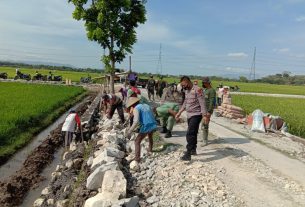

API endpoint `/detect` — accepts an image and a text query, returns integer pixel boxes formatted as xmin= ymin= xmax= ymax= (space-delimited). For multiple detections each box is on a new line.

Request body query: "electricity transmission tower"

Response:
xmin=249 ymin=47 xmax=256 ymax=80
xmin=156 ymin=43 xmax=163 ymax=75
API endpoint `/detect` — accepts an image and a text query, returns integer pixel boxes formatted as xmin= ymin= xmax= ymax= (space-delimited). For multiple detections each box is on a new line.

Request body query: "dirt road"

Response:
xmin=162 ymin=115 xmax=305 ymax=207
xmin=127 ymin=88 xmax=305 ymax=206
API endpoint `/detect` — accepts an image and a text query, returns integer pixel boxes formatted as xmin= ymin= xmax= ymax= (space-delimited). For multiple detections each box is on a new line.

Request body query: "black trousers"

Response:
xmin=109 ymin=101 xmax=125 ymax=123
xmin=186 ymin=115 xmax=202 ymax=152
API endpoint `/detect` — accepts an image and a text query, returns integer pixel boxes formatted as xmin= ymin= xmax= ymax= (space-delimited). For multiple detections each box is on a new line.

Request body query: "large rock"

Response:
xmin=41 ymin=187 xmax=50 ymax=196
xmin=86 ymin=161 xmax=119 ymax=190
xmin=94 ymin=150 xmax=103 ymax=158
xmin=126 ymin=142 xmax=135 ymax=153
xmin=91 ymin=151 xmax=117 ymax=170
xmin=56 ymin=199 xmax=69 ymax=207
xmin=33 ymin=198 xmax=45 ymax=207
xmin=65 ymin=159 xmax=73 ymax=169
xmin=97 ymin=139 xmax=107 ymax=147
xmin=101 ymin=170 xmax=126 ymax=198
xmin=101 ymin=119 xmax=114 ymax=131
xmin=84 ymin=192 xmax=118 ymax=207
xmin=130 ymin=161 xmax=140 ymax=172
xmin=104 ymin=147 xmax=125 ymax=159
xmin=115 ymin=196 xmax=139 ymax=207
xmin=87 ymin=156 xmax=93 ymax=167
xmin=69 ymin=141 xmax=77 ymax=151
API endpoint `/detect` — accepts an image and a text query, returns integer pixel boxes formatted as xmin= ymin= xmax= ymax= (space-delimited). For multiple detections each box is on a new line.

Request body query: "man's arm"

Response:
xmin=176 ymin=100 xmax=185 ymax=119
xmin=127 ymin=108 xmax=139 ymax=134
xmin=75 ymin=114 xmax=81 ymax=129
xmin=197 ymin=88 xmax=207 ymax=116
xmin=208 ymin=90 xmax=216 ymax=114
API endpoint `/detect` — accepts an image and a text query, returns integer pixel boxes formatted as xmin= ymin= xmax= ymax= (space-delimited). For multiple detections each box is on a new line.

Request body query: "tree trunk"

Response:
xmin=109 ymin=35 xmax=115 ymax=94
xmin=110 ymin=59 xmax=115 ymax=94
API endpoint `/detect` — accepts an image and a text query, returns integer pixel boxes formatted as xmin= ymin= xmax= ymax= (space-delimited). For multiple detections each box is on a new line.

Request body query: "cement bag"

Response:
xmin=251 ymin=109 xmax=265 ymax=133
xmin=231 ymin=105 xmax=243 ymax=112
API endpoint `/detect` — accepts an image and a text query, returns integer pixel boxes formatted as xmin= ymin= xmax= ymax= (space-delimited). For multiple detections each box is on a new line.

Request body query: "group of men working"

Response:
xmin=61 ymin=75 xmax=216 ymax=163
xmin=101 ymin=75 xmax=216 ymax=162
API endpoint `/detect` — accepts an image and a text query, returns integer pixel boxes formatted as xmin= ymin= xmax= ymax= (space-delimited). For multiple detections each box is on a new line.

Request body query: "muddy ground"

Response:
xmin=0 ymin=93 xmax=96 ymax=207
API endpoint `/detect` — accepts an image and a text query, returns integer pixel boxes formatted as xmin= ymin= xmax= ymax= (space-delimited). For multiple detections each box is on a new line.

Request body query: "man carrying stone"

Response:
xmin=125 ymin=97 xmax=157 ymax=163
xmin=201 ymin=77 xmax=216 ymax=146
xmin=147 ymin=75 xmax=156 ymax=101
xmin=101 ymin=94 xmax=125 ymax=124
xmin=156 ymin=102 xmax=179 ymax=138
xmin=175 ymin=76 xmax=207 ymax=161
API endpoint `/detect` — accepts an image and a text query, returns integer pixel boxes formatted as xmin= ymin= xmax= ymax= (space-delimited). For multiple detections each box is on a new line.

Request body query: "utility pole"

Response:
xmin=249 ymin=47 xmax=256 ymax=80
xmin=157 ymin=43 xmax=162 ymax=75
xmin=129 ymin=56 xmax=132 ymax=72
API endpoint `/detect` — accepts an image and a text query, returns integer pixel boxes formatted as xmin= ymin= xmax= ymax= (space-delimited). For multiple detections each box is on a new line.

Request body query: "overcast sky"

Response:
xmin=1 ymin=0 xmax=305 ymax=78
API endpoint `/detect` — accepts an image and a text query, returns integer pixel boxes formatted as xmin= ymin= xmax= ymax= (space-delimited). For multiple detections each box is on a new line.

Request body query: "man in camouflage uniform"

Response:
xmin=156 ymin=102 xmax=179 ymax=138
xmin=157 ymin=76 xmax=167 ymax=99
xmin=147 ymin=75 xmax=156 ymax=101
xmin=175 ymin=76 xmax=207 ymax=161
xmin=201 ymin=77 xmax=216 ymax=146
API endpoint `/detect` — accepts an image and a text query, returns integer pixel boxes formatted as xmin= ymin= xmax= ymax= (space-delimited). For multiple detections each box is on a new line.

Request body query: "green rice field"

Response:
xmin=0 ymin=66 xmax=102 ymax=82
xmin=0 ymin=82 xmax=85 ymax=160
xmin=159 ymin=76 xmax=305 ymax=96
xmin=232 ymin=94 xmax=305 ymax=138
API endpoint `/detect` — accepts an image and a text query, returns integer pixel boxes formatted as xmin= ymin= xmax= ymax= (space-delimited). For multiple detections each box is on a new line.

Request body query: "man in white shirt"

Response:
xmin=61 ymin=110 xmax=81 ymax=147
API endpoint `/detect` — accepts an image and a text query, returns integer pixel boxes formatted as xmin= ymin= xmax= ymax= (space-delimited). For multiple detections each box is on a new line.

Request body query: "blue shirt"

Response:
xmin=135 ymin=103 xmax=157 ymax=133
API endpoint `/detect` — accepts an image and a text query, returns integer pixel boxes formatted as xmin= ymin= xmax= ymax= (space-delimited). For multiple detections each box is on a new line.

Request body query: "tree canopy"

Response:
xmin=68 ymin=0 xmax=147 ymax=92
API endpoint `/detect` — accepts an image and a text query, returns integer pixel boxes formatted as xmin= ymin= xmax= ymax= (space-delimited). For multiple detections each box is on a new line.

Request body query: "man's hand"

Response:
xmin=202 ymin=113 xmax=211 ymax=125
xmin=175 ymin=111 xmax=181 ymax=121
xmin=125 ymin=130 xmax=131 ymax=140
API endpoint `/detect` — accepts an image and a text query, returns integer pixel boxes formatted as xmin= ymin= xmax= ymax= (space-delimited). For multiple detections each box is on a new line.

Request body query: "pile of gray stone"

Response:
xmin=84 ymin=115 xmax=139 ymax=207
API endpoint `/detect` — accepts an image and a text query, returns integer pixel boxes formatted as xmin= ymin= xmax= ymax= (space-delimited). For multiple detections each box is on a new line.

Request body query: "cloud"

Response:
xmin=273 ymin=48 xmax=290 ymax=53
xmin=227 ymin=52 xmax=248 ymax=58
xmin=295 ymin=16 xmax=305 ymax=22
xmin=285 ymin=0 xmax=305 ymax=3
xmin=137 ymin=22 xmax=173 ymax=43
xmin=225 ymin=67 xmax=249 ymax=72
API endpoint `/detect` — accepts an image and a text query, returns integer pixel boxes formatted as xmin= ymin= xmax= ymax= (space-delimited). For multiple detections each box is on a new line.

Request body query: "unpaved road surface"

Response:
xmin=160 ymin=115 xmax=305 ymax=207
xmin=133 ymin=88 xmax=305 ymax=207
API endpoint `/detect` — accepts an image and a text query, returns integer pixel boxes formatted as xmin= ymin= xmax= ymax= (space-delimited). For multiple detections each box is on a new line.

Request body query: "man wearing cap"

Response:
xmin=61 ymin=110 xmax=81 ymax=147
xmin=125 ymin=97 xmax=157 ymax=162
xmin=156 ymin=102 xmax=179 ymax=138
xmin=201 ymin=77 xmax=216 ymax=146
xmin=101 ymin=93 xmax=125 ymax=123
xmin=175 ymin=76 xmax=207 ymax=161
xmin=147 ymin=75 xmax=156 ymax=101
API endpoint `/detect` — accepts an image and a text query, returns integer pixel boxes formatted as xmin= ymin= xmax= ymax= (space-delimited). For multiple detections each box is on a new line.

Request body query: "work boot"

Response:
xmin=190 ymin=149 xmax=197 ymax=155
xmin=160 ymin=126 xmax=167 ymax=134
xmin=164 ymin=130 xmax=172 ymax=138
xmin=201 ymin=129 xmax=208 ymax=147
xmin=201 ymin=139 xmax=208 ymax=147
xmin=180 ymin=151 xmax=191 ymax=161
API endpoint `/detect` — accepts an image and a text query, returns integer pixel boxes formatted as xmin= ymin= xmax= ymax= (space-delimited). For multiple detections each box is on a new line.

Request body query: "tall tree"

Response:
xmin=68 ymin=0 xmax=146 ymax=93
